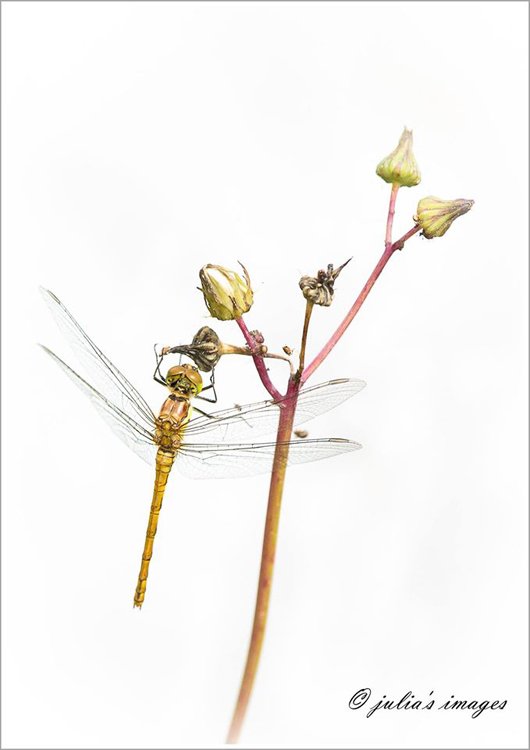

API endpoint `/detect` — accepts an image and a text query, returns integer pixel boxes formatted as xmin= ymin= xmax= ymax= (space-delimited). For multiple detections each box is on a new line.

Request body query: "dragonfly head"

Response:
xmin=165 ymin=364 xmax=203 ymax=397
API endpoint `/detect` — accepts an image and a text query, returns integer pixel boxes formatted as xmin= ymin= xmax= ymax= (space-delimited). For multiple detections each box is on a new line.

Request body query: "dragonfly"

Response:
xmin=39 ymin=289 xmax=366 ymax=608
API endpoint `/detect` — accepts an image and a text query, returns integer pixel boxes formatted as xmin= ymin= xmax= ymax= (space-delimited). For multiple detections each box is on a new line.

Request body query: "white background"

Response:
xmin=2 ymin=2 xmax=528 ymax=748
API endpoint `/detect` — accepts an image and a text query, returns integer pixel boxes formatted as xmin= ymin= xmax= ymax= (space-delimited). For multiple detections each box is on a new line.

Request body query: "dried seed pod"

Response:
xmin=299 ymin=258 xmax=351 ymax=307
xmin=165 ymin=326 xmax=222 ymax=372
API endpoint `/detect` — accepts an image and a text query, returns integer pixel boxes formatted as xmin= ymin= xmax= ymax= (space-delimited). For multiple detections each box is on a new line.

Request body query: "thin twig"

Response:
xmin=297 ymin=300 xmax=314 ymax=378
xmin=221 ymin=343 xmax=292 ymax=365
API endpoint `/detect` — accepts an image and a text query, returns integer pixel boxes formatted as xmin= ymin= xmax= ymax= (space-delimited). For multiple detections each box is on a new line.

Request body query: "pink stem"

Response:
xmin=394 ymin=224 xmax=422 ymax=247
xmin=301 ymin=225 xmax=421 ymax=384
xmin=385 ymin=183 xmax=400 ymax=248
xmin=236 ymin=317 xmax=284 ymax=401
xmin=226 ymin=376 xmax=299 ymax=744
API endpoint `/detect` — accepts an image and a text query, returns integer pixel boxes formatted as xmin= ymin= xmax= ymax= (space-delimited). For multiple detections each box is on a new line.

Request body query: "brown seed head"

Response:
xmin=299 ymin=258 xmax=351 ymax=307
xmin=164 ymin=326 xmax=222 ymax=372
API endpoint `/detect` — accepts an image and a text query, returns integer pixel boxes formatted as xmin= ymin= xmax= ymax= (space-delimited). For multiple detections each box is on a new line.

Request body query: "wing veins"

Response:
xmin=41 ymin=289 xmax=156 ymax=429
xmin=40 ymin=346 xmax=156 ymax=445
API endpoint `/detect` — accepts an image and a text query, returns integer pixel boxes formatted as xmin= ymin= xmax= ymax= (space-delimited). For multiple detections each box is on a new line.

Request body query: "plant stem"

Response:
xmin=227 ymin=296 xmax=314 ymax=743
xmin=385 ymin=183 xmax=400 ymax=248
xmin=394 ymin=224 xmax=422 ymax=247
xmin=236 ymin=317 xmax=283 ymax=401
xmin=301 ymin=225 xmax=421 ymax=384
xmin=226 ymin=377 xmax=299 ymax=744
xmin=297 ymin=300 xmax=314 ymax=377
xmin=221 ymin=343 xmax=292 ymax=365
xmin=227 ymin=223 xmax=420 ymax=742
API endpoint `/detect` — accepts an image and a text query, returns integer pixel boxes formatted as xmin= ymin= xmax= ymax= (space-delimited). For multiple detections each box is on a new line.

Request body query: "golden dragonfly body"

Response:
xmin=40 ymin=289 xmax=366 ymax=608
xmin=137 ymin=366 xmax=201 ymax=607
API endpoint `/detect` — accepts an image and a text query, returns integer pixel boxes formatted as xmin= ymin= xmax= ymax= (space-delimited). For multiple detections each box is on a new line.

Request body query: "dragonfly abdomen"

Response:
xmin=133 ymin=448 xmax=176 ymax=608
xmin=135 ymin=397 xmax=191 ymax=606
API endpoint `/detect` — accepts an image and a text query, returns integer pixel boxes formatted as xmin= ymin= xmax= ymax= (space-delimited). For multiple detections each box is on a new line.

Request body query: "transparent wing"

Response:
xmin=40 ymin=288 xmax=157 ymax=433
xmin=175 ymin=437 xmax=362 ymax=479
xmin=185 ymin=378 xmax=366 ymax=443
xmin=40 ymin=345 xmax=158 ymax=466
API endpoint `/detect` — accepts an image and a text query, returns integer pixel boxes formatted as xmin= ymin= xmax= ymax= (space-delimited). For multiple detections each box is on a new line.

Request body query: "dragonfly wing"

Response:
xmin=40 ymin=288 xmax=157 ymax=433
xmin=175 ymin=437 xmax=362 ymax=480
xmin=40 ymin=346 xmax=158 ymax=466
xmin=185 ymin=378 xmax=366 ymax=443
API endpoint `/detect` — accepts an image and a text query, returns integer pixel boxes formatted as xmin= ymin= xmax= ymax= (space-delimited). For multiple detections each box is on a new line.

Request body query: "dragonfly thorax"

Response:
xmin=165 ymin=364 xmax=203 ymax=397
xmin=154 ymin=395 xmax=191 ymax=451
xmin=156 ymin=417 xmax=182 ymax=450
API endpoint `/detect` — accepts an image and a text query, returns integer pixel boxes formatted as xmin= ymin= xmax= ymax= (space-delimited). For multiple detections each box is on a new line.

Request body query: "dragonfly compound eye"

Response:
xmin=166 ymin=364 xmax=203 ymax=396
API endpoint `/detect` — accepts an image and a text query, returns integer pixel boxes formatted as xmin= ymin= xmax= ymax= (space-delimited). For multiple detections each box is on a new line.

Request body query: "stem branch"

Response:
xmin=221 ymin=343 xmax=292 ymax=365
xmin=236 ymin=317 xmax=283 ymax=401
xmin=301 ymin=225 xmax=420 ymax=384
xmin=297 ymin=300 xmax=314 ymax=378
xmin=385 ymin=183 xmax=400 ymax=248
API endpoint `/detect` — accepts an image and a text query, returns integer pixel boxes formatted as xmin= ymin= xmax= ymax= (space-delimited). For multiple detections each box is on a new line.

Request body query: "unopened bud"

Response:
xmin=414 ymin=196 xmax=474 ymax=239
xmin=376 ymin=128 xmax=421 ymax=187
xmin=199 ymin=263 xmax=253 ymax=321
xmin=299 ymin=258 xmax=351 ymax=307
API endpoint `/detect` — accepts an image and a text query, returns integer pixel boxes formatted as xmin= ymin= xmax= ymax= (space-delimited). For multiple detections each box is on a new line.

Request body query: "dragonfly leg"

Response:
xmin=153 ymin=344 xmax=167 ymax=387
xmin=196 ymin=370 xmax=218 ymax=403
xmin=190 ymin=405 xmax=216 ymax=419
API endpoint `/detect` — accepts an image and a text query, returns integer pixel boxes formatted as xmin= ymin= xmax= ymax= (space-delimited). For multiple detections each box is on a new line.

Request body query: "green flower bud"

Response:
xmin=199 ymin=263 xmax=253 ymax=321
xmin=376 ymin=128 xmax=421 ymax=187
xmin=415 ymin=196 xmax=474 ymax=239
